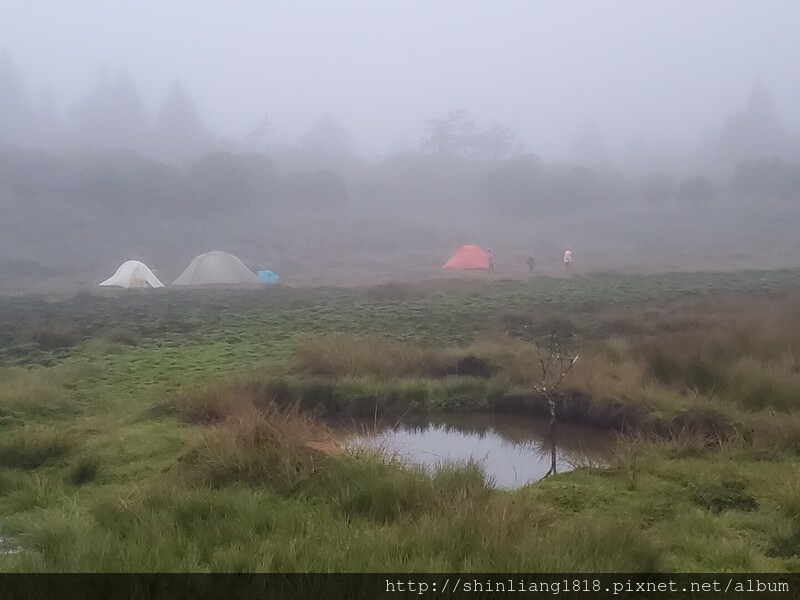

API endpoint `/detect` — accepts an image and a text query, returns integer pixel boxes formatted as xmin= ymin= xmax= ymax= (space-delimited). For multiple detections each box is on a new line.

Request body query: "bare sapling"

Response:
xmin=532 ymin=330 xmax=580 ymax=478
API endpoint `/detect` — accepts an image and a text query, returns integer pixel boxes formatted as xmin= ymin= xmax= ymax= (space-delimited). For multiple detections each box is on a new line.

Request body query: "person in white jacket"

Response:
xmin=563 ymin=249 xmax=573 ymax=270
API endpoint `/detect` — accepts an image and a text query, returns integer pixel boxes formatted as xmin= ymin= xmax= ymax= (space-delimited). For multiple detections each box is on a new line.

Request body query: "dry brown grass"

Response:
xmin=171 ymin=290 xmax=800 ymax=462
xmin=166 ymin=376 xmax=341 ymax=491
xmin=293 ymin=333 xmax=436 ymax=379
xmin=289 ymin=326 xmax=798 ymax=441
xmin=170 ymin=381 xmax=341 ymax=494
xmin=632 ymin=294 xmax=800 ymax=353
xmin=564 ymin=349 xmax=647 ymax=400
xmin=292 ymin=333 xmax=511 ymax=380
xmin=166 ymin=378 xmax=267 ymax=424
xmin=560 ymin=293 xmax=800 ymax=415
xmin=179 ymin=404 xmax=339 ymax=491
xmin=742 ymin=410 xmax=800 ymax=453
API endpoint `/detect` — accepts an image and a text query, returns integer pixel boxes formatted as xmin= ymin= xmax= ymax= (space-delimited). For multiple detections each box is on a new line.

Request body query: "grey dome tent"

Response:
xmin=172 ymin=251 xmax=259 ymax=285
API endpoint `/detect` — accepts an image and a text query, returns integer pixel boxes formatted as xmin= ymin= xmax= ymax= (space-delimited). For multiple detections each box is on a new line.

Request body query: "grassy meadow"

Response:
xmin=0 ymin=269 xmax=799 ymax=572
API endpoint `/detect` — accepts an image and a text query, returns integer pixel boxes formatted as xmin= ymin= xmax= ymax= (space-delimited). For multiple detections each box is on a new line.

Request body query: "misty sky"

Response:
xmin=4 ymin=0 xmax=800 ymax=158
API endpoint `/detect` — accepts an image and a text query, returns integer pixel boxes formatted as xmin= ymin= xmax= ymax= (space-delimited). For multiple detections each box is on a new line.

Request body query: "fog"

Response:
xmin=2 ymin=1 xmax=800 ymax=291
xmin=4 ymin=0 xmax=800 ymax=160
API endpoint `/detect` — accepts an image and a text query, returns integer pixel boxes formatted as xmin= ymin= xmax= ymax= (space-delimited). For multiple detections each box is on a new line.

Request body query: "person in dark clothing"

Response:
xmin=527 ymin=255 xmax=535 ymax=273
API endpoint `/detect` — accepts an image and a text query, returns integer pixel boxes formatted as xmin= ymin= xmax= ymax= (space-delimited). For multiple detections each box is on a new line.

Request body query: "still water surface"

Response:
xmin=338 ymin=413 xmax=614 ymax=489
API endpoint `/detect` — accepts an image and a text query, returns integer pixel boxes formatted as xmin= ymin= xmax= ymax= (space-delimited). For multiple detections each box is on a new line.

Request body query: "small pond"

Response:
xmin=336 ymin=413 xmax=615 ymax=489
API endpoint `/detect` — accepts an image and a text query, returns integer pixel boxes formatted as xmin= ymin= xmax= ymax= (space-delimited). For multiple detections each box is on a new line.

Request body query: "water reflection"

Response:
xmin=337 ymin=413 xmax=613 ymax=489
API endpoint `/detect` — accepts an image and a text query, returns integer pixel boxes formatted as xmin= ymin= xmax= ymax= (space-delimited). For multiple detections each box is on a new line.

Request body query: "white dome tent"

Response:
xmin=99 ymin=260 xmax=164 ymax=288
xmin=172 ymin=251 xmax=259 ymax=285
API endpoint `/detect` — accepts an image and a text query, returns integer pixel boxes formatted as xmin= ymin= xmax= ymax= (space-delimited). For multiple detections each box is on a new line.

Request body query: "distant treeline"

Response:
xmin=2 ymin=51 xmax=800 ymax=174
xmin=1 ymin=148 xmax=798 ymax=221
xmin=0 ymin=150 xmax=348 ymax=214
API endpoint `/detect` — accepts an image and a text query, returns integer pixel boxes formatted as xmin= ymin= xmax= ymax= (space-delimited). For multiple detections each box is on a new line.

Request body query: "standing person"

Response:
xmin=563 ymin=249 xmax=573 ymax=271
xmin=487 ymin=247 xmax=495 ymax=273
xmin=527 ymin=254 xmax=536 ymax=274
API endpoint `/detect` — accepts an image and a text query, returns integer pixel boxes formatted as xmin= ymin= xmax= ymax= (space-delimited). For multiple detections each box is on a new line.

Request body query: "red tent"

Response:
xmin=442 ymin=245 xmax=490 ymax=270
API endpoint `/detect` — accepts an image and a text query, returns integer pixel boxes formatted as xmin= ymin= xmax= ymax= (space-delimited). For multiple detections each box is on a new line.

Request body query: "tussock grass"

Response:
xmin=0 ymin=426 xmax=74 ymax=470
xmin=178 ymin=405 xmax=338 ymax=493
xmin=0 ymin=472 xmax=67 ymax=513
xmin=0 ymin=368 xmax=64 ymax=414
xmin=293 ymin=333 xmax=437 ymax=379
xmin=614 ymin=429 xmax=719 ymax=463
xmin=774 ymin=479 xmax=800 ymax=521
xmin=0 ymin=363 xmax=94 ymax=417
xmin=727 ymin=358 xmax=800 ymax=412
xmin=743 ymin=411 xmax=800 ymax=453
xmin=166 ymin=378 xmax=270 ymax=424
xmin=564 ymin=350 xmax=646 ymax=399
xmin=308 ymin=453 xmax=441 ymax=523
xmin=293 ymin=334 xmax=539 ymax=381
xmin=630 ymin=296 xmax=800 ymax=414
xmin=285 ymin=327 xmax=798 ymax=445
xmin=0 ymin=468 xmax=16 ymax=495
xmin=68 ymin=454 xmax=99 ymax=486
xmin=6 ymin=484 xmax=284 ymax=571
xmin=531 ymin=518 xmax=663 ymax=572
xmin=169 ymin=309 xmax=800 ymax=457
xmin=3 ymin=475 xmax=666 ymax=572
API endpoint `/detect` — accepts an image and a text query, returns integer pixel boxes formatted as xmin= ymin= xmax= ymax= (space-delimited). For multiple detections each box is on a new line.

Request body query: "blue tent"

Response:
xmin=257 ymin=270 xmax=280 ymax=283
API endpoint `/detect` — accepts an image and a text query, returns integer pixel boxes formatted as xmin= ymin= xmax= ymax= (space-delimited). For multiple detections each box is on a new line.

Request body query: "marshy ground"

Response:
xmin=0 ymin=269 xmax=799 ymax=572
